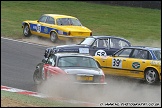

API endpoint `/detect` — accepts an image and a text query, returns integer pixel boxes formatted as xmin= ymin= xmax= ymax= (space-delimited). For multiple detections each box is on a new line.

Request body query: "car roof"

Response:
xmin=89 ymin=35 xmax=130 ymax=41
xmin=43 ymin=14 xmax=76 ymax=19
xmin=54 ymin=53 xmax=93 ymax=57
xmin=123 ymin=46 xmax=161 ymax=51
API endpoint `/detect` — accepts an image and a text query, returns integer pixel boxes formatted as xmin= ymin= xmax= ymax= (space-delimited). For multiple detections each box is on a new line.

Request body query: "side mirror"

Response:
xmin=42 ymin=59 xmax=46 ymax=63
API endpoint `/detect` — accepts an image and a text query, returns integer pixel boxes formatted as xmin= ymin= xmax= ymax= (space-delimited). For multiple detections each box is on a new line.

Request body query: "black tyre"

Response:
xmin=33 ymin=63 xmax=46 ymax=84
xmin=50 ymin=32 xmax=58 ymax=43
xmin=33 ymin=68 xmax=42 ymax=85
xmin=144 ymin=68 xmax=159 ymax=84
xmin=23 ymin=24 xmax=31 ymax=37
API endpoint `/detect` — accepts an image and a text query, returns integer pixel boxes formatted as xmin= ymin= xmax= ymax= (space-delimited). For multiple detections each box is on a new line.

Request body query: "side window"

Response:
xmin=92 ymin=39 xmax=108 ymax=48
xmin=70 ymin=18 xmax=82 ymax=26
xmin=98 ymin=39 xmax=104 ymax=48
xmin=56 ymin=19 xmax=62 ymax=25
xmin=131 ymin=49 xmax=139 ymax=58
xmin=148 ymin=51 xmax=152 ymax=60
xmin=38 ymin=16 xmax=47 ymax=23
xmin=132 ymin=49 xmax=148 ymax=59
xmin=115 ymin=48 xmax=132 ymax=57
xmin=46 ymin=17 xmax=55 ymax=24
xmin=47 ymin=55 xmax=56 ymax=66
xmin=120 ymin=40 xmax=129 ymax=47
xmin=110 ymin=38 xmax=121 ymax=48
xmin=92 ymin=40 xmax=97 ymax=47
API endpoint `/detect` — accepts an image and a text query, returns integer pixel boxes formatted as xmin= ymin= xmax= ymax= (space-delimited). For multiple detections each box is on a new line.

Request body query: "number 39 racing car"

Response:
xmin=94 ymin=46 xmax=161 ymax=84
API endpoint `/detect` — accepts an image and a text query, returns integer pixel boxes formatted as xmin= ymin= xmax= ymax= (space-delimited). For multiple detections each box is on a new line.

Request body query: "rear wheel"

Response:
xmin=144 ymin=68 xmax=159 ymax=84
xmin=23 ymin=24 xmax=31 ymax=37
xmin=50 ymin=32 xmax=58 ymax=43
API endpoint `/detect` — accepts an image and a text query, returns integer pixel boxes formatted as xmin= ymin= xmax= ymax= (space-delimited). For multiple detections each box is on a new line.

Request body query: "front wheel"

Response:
xmin=144 ymin=68 xmax=159 ymax=84
xmin=23 ymin=24 xmax=31 ymax=37
xmin=33 ymin=63 xmax=46 ymax=84
xmin=33 ymin=68 xmax=42 ymax=85
xmin=50 ymin=32 xmax=58 ymax=43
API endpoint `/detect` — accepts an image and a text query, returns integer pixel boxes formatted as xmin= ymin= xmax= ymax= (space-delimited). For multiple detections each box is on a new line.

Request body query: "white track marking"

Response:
xmin=1 ymin=37 xmax=49 ymax=47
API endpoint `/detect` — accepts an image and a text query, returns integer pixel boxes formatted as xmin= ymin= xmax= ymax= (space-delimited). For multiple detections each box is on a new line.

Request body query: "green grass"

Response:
xmin=1 ymin=90 xmax=84 ymax=107
xmin=1 ymin=1 xmax=161 ymax=42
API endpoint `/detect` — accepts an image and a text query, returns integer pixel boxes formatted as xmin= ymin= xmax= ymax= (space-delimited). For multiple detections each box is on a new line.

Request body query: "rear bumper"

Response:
xmin=73 ymin=82 xmax=107 ymax=85
xmin=53 ymin=80 xmax=107 ymax=85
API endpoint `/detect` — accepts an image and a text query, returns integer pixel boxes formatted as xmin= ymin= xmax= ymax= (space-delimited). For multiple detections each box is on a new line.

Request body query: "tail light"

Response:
xmin=67 ymin=31 xmax=71 ymax=36
xmin=90 ymin=32 xmax=92 ymax=36
xmin=100 ymin=75 xmax=105 ymax=83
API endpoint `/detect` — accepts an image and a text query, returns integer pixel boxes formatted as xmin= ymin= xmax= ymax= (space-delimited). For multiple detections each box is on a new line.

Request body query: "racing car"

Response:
xmin=94 ymin=46 xmax=161 ymax=84
xmin=22 ymin=14 xmax=92 ymax=43
xmin=44 ymin=36 xmax=131 ymax=58
xmin=33 ymin=53 xmax=107 ymax=86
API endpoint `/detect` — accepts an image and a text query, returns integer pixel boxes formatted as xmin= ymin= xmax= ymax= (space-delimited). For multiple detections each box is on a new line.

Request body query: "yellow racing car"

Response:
xmin=94 ymin=46 xmax=161 ymax=84
xmin=22 ymin=14 xmax=92 ymax=43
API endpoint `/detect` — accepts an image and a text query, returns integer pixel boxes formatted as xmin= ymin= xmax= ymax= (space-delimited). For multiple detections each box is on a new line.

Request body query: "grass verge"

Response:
xmin=1 ymin=90 xmax=85 ymax=107
xmin=1 ymin=1 xmax=161 ymax=42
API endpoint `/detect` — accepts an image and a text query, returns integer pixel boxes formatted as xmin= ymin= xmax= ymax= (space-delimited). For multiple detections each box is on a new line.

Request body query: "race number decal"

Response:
xmin=95 ymin=50 xmax=107 ymax=56
xmin=37 ymin=24 xmax=41 ymax=33
xmin=112 ymin=58 xmax=122 ymax=68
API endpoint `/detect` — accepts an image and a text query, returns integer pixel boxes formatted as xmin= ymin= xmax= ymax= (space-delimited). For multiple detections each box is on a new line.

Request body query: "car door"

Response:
xmin=31 ymin=15 xmax=48 ymax=37
xmin=41 ymin=16 xmax=56 ymax=38
xmin=29 ymin=15 xmax=48 ymax=36
xmin=104 ymin=48 xmax=132 ymax=75
xmin=125 ymin=49 xmax=150 ymax=78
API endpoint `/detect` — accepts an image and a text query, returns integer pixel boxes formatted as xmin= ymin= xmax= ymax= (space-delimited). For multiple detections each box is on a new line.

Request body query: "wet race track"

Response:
xmin=1 ymin=37 xmax=161 ymax=107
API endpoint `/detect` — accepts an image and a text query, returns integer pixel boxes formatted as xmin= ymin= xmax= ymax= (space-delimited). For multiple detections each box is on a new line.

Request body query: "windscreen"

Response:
xmin=58 ymin=56 xmax=98 ymax=68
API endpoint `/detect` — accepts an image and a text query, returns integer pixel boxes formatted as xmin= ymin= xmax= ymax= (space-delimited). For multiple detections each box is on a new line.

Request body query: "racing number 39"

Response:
xmin=112 ymin=58 xmax=122 ymax=68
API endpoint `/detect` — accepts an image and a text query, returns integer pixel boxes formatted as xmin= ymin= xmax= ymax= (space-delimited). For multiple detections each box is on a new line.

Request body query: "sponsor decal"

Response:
xmin=150 ymin=61 xmax=161 ymax=65
xmin=44 ymin=27 xmax=48 ymax=33
xmin=79 ymin=48 xmax=89 ymax=54
xmin=58 ymin=30 xmax=63 ymax=35
xmin=33 ymin=25 xmax=37 ymax=30
xmin=132 ymin=62 xmax=140 ymax=69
